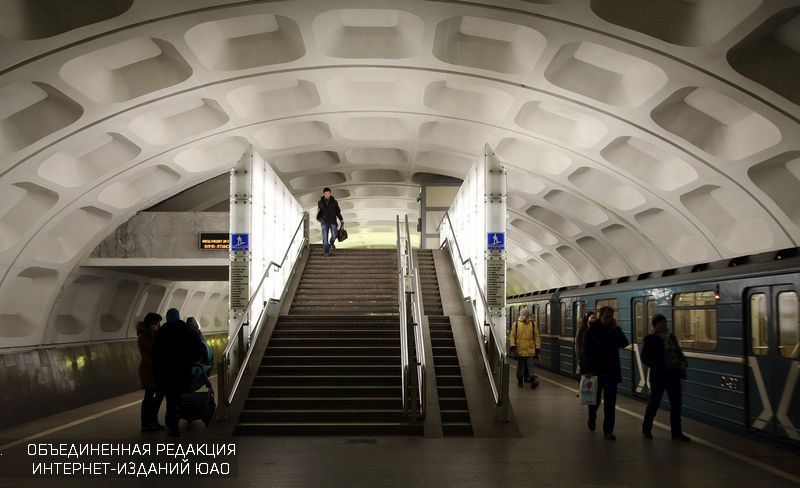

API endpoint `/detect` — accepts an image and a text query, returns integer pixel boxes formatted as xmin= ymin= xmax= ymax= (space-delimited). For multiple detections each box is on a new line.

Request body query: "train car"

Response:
xmin=508 ymin=250 xmax=800 ymax=445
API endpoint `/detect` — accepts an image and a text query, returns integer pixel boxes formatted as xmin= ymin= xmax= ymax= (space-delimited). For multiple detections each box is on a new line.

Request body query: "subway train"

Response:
xmin=506 ymin=248 xmax=800 ymax=445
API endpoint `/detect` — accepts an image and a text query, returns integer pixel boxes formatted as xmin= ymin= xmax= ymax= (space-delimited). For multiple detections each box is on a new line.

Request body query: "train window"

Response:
xmin=559 ymin=302 xmax=567 ymax=336
xmin=749 ymin=293 xmax=769 ymax=356
xmin=673 ymin=291 xmax=717 ymax=351
xmin=545 ymin=303 xmax=553 ymax=334
xmin=634 ymin=301 xmax=645 ymax=342
xmin=595 ymin=299 xmax=619 ymax=319
xmin=778 ymin=292 xmax=799 ymax=359
xmin=647 ymin=300 xmax=656 ymax=327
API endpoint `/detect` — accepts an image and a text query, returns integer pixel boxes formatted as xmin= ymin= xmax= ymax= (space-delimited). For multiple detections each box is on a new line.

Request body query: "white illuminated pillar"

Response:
xmin=229 ymin=148 xmax=253 ymax=338
xmin=484 ymin=145 xmax=507 ymax=347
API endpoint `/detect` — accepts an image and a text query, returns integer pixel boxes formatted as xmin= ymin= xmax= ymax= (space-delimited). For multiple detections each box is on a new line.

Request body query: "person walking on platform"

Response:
xmin=641 ymin=314 xmax=691 ymax=442
xmin=510 ymin=307 xmax=542 ymax=389
xmin=316 ymin=187 xmax=343 ymax=257
xmin=152 ymin=308 xmax=205 ymax=437
xmin=137 ymin=312 xmax=164 ymax=432
xmin=574 ymin=311 xmax=595 ymax=393
xmin=581 ymin=306 xmax=629 ymax=440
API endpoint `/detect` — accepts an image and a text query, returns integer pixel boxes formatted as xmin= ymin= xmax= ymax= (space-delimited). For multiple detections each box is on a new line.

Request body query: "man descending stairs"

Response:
xmin=416 ymin=250 xmax=473 ymax=436
xmin=236 ymin=245 xmax=422 ymax=435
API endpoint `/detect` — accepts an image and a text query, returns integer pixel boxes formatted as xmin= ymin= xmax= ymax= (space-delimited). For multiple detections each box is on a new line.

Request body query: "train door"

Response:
xmin=746 ymin=286 xmax=800 ymax=441
xmin=573 ymin=301 xmax=585 ymax=374
xmin=631 ymin=297 xmax=656 ymax=397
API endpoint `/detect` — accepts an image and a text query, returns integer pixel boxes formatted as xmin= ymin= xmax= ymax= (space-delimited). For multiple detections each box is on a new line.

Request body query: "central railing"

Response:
xmin=220 ymin=212 xmax=309 ymax=406
xmin=438 ymin=211 xmax=510 ymax=420
xmin=396 ymin=214 xmax=426 ymax=421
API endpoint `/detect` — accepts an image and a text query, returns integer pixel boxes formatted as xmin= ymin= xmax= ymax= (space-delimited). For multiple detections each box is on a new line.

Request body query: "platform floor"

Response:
xmin=1 ymin=369 xmax=798 ymax=488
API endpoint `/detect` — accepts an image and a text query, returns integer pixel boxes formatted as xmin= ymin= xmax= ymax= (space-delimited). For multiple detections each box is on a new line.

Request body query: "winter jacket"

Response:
xmin=152 ymin=319 xmax=206 ymax=393
xmin=581 ymin=322 xmax=630 ymax=383
xmin=510 ymin=317 xmax=542 ymax=358
xmin=137 ymin=331 xmax=157 ymax=390
xmin=316 ymin=196 xmax=343 ymax=225
xmin=641 ymin=333 xmax=688 ymax=381
xmin=575 ymin=325 xmax=588 ymax=364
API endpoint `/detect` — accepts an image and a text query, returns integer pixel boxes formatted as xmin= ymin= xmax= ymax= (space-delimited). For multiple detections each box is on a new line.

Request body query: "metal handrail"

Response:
xmin=438 ymin=211 xmax=508 ymax=409
xmin=396 ymin=216 xmax=410 ymax=417
xmin=404 ymin=215 xmax=426 ymax=420
xmin=221 ymin=212 xmax=308 ymax=406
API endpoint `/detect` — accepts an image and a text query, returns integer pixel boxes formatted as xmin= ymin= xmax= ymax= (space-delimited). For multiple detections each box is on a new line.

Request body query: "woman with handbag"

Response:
xmin=641 ymin=314 xmax=691 ymax=442
xmin=509 ymin=308 xmax=542 ymax=389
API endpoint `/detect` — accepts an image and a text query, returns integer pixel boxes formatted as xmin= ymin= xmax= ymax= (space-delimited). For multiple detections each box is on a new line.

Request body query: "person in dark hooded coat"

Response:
xmin=316 ymin=187 xmax=343 ymax=256
xmin=152 ymin=308 xmax=205 ymax=436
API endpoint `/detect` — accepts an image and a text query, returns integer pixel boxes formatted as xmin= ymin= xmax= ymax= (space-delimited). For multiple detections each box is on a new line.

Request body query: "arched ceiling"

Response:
xmin=1 ymin=0 xmax=799 ymax=345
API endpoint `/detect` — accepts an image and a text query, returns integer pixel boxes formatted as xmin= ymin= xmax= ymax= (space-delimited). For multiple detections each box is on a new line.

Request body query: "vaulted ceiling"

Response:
xmin=1 ymin=0 xmax=799 ymax=345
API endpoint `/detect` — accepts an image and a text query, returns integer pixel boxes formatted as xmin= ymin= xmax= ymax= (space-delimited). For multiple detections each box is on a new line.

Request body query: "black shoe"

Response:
xmin=323 ymin=253 xmax=329 ymax=257
xmin=604 ymin=432 xmax=616 ymax=441
xmin=331 ymin=243 xmax=336 ymax=250
xmin=517 ymin=379 xmax=524 ymax=388
xmin=672 ymin=434 xmax=691 ymax=442
xmin=531 ymin=381 xmax=540 ymax=390
xmin=588 ymin=418 xmax=596 ymax=432
xmin=642 ymin=430 xmax=653 ymax=439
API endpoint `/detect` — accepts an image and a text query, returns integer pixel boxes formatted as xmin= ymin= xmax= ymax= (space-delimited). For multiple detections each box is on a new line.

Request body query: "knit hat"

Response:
xmin=166 ymin=308 xmax=180 ymax=323
xmin=651 ymin=314 xmax=667 ymax=327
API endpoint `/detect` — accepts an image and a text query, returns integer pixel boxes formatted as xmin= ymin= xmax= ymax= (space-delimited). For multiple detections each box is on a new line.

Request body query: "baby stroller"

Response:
xmin=180 ymin=342 xmax=216 ymax=426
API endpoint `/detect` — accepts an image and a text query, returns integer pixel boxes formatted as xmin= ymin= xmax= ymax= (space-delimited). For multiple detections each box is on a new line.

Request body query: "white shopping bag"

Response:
xmin=579 ymin=375 xmax=597 ymax=406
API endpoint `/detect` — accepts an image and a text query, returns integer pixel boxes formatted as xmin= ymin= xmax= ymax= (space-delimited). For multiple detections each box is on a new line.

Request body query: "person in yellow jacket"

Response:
xmin=510 ymin=308 xmax=542 ymax=389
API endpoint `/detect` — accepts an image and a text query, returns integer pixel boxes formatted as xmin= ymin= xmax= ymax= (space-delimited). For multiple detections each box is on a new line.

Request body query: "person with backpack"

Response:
xmin=641 ymin=314 xmax=691 ymax=442
xmin=316 ymin=187 xmax=343 ymax=257
xmin=509 ymin=307 xmax=542 ymax=389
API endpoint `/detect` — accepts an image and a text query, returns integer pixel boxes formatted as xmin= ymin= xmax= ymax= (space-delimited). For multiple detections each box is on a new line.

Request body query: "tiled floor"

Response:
xmin=1 ymin=369 xmax=798 ymax=488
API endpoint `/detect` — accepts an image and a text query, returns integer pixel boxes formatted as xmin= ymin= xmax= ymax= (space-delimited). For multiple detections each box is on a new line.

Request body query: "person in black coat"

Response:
xmin=316 ymin=187 xmax=343 ymax=257
xmin=641 ymin=314 xmax=691 ymax=442
xmin=152 ymin=308 xmax=205 ymax=437
xmin=581 ymin=306 xmax=630 ymax=440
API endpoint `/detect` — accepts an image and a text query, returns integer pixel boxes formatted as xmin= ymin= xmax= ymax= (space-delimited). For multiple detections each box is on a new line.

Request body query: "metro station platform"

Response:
xmin=2 ymin=368 xmax=797 ymax=488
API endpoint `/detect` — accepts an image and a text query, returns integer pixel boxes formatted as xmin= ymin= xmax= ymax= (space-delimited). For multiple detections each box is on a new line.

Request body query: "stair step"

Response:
xmin=248 ymin=386 xmax=401 ymax=398
xmin=239 ymin=410 xmax=407 ymax=423
xmin=267 ymin=346 xmax=400 ymax=356
xmin=254 ymin=375 xmax=399 ymax=386
xmin=235 ymin=423 xmax=422 ymax=436
xmin=272 ymin=330 xmax=398 ymax=338
xmin=262 ymin=356 xmax=399 ymax=366
xmin=437 ymin=386 xmax=467 ymax=398
xmin=440 ymin=398 xmax=468 ymax=410
xmin=259 ymin=365 xmax=398 ymax=375
xmin=434 ymin=375 xmax=463 ymax=387
xmin=440 ymin=410 xmax=471 ymax=423
xmin=244 ymin=397 xmax=401 ymax=410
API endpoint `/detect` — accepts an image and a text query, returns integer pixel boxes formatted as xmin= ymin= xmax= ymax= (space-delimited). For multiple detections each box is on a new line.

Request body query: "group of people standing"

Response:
xmin=136 ymin=308 xmax=210 ymax=437
xmin=575 ymin=307 xmax=691 ymax=441
xmin=510 ymin=305 xmax=691 ymax=441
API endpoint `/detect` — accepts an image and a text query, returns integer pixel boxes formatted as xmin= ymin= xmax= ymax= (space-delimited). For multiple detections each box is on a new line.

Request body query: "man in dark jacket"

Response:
xmin=581 ymin=306 xmax=630 ymax=440
xmin=152 ymin=308 xmax=205 ymax=436
xmin=641 ymin=314 xmax=691 ymax=442
xmin=316 ymin=187 xmax=343 ymax=257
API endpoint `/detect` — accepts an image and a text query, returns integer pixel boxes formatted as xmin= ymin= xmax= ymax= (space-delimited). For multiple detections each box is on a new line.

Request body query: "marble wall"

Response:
xmin=0 ymin=332 xmax=227 ymax=430
xmin=91 ymin=211 xmax=230 ymax=259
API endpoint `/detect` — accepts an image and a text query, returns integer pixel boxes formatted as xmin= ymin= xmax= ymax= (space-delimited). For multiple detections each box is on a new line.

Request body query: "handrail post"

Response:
xmin=406 ymin=288 xmax=418 ymax=424
xmin=302 ymin=211 xmax=309 ymax=247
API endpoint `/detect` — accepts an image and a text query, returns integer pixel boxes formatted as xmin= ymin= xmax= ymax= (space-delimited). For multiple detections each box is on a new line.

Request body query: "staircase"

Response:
xmin=235 ymin=245 xmax=422 ymax=435
xmin=416 ymin=250 xmax=473 ymax=436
